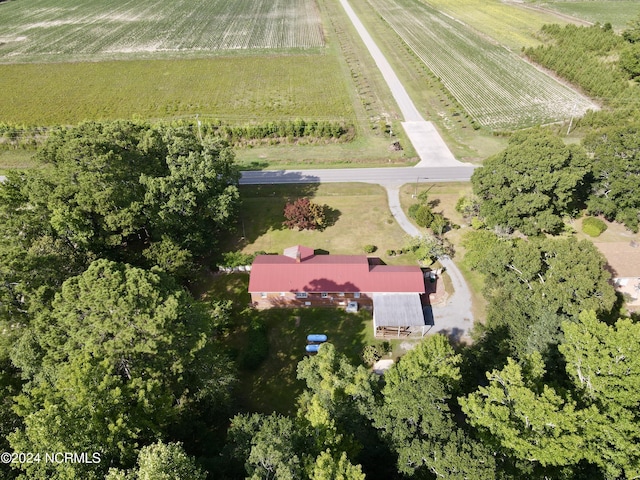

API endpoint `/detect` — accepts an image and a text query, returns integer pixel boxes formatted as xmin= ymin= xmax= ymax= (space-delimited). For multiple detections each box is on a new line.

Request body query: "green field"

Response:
xmin=423 ymin=0 xmax=576 ymax=50
xmin=532 ymin=1 xmax=640 ymax=31
xmin=0 ymin=55 xmax=354 ymax=125
xmin=367 ymin=0 xmax=597 ymax=130
xmin=0 ymin=0 xmax=324 ymax=63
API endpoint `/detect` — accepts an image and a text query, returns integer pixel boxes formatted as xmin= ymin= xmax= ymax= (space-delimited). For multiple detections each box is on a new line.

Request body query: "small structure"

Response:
xmin=373 ymin=293 xmax=427 ymax=337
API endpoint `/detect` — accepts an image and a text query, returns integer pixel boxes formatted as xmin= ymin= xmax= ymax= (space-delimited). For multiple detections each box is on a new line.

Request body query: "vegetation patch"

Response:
xmin=582 ymin=216 xmax=608 ymax=237
xmin=0 ymin=56 xmax=354 ymax=125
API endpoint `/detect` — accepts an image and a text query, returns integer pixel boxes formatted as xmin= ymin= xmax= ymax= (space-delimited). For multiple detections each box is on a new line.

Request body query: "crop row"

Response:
xmin=367 ymin=0 xmax=596 ymax=130
xmin=0 ymin=0 xmax=324 ymax=62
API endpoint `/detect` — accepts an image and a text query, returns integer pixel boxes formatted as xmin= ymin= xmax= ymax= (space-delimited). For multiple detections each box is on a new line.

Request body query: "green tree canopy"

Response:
xmin=462 ymin=232 xmax=615 ymax=362
xmin=9 ymin=260 xmax=235 ymax=479
xmin=584 ymin=123 xmax=640 ymax=231
xmin=0 ymin=121 xmax=240 ymax=323
xmin=471 ymin=129 xmax=589 ymax=235
xmin=106 ymin=441 xmax=207 ymax=480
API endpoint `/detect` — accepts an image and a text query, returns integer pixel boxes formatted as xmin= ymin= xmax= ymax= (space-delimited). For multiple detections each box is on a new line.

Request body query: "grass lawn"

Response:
xmin=0 ymin=149 xmax=38 ymax=174
xmin=231 ymin=183 xmax=420 ymax=265
xmin=194 ymin=272 xmax=380 ymax=415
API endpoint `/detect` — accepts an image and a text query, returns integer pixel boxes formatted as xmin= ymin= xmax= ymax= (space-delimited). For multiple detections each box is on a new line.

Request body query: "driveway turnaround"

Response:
xmin=338 ymin=0 xmax=463 ymax=168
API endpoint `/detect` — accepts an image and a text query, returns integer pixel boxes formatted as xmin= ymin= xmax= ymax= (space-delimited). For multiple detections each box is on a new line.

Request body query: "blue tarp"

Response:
xmin=307 ymin=334 xmax=327 ymax=343
xmin=305 ymin=344 xmax=320 ymax=353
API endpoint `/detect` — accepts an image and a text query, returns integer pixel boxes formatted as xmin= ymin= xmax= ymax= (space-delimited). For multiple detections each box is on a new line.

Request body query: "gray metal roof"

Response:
xmin=373 ymin=293 xmax=424 ymax=328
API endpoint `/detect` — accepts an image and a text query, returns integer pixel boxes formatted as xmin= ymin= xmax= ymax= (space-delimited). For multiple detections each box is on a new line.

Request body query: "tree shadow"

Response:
xmin=428 ymin=199 xmax=441 ymax=208
xmin=232 ymin=171 xmax=321 ymax=248
xmin=322 ymin=205 xmax=341 ymax=230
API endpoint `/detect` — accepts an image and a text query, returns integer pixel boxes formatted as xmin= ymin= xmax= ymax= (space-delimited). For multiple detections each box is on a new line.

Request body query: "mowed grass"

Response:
xmin=367 ymin=0 xmax=596 ymax=130
xmin=232 ymin=183 xmax=419 ymax=265
xmin=0 ymin=0 xmax=323 ymax=63
xmin=537 ymin=1 xmax=640 ymax=31
xmin=0 ymin=55 xmax=354 ymax=125
xmin=195 ymin=273 xmax=377 ymax=415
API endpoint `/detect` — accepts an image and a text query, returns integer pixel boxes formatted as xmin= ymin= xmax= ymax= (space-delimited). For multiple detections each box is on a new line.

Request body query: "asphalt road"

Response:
xmin=239 ymin=166 xmax=476 ymax=186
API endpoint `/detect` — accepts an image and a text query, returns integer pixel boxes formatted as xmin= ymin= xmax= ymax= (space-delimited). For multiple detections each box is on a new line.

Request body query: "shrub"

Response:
xmin=220 ymin=251 xmax=256 ymax=268
xmin=283 ymin=197 xmax=327 ymax=231
xmin=363 ymin=244 xmax=377 ymax=253
xmin=361 ymin=345 xmax=382 ymax=366
xmin=386 ymin=249 xmax=396 ymax=256
xmin=408 ymin=203 xmax=420 ymax=219
xmin=238 ymin=319 xmax=269 ymax=370
xmin=582 ymin=216 xmax=607 ymax=237
xmin=414 ymin=205 xmax=435 ymax=228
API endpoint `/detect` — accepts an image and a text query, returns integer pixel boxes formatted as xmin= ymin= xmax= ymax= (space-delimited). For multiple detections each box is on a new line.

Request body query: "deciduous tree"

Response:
xmin=472 ymin=130 xmax=589 ymax=235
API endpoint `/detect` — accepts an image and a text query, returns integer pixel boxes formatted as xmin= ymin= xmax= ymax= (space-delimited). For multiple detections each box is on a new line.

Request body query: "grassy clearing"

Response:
xmin=194 ymin=272 xmax=376 ymax=414
xmin=0 ymin=0 xmax=323 ymax=63
xmin=231 ymin=183 xmax=420 ymax=264
xmin=235 ymin=135 xmax=416 ymax=169
xmin=532 ymin=1 xmax=640 ymax=31
xmin=424 ymin=0 xmax=578 ymax=50
xmin=367 ymin=0 xmax=596 ymax=130
xmin=0 ymin=150 xmax=38 ymax=174
xmin=0 ymin=56 xmax=353 ymax=125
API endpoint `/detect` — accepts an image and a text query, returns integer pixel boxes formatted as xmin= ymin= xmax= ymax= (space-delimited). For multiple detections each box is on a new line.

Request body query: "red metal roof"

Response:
xmin=248 ymin=247 xmax=425 ymax=294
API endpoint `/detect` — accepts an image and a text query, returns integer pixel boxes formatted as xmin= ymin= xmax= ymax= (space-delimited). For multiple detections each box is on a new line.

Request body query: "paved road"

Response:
xmin=239 ymin=166 xmax=476 ymax=185
xmin=338 ymin=0 xmax=462 ymax=167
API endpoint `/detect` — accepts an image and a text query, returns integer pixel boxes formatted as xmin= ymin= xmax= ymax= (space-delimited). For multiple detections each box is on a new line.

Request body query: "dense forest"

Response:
xmin=1 ymin=15 xmax=640 ymax=480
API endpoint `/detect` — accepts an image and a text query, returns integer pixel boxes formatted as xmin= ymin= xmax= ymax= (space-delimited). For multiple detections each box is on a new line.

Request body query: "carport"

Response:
xmin=372 ymin=293 xmax=426 ymax=337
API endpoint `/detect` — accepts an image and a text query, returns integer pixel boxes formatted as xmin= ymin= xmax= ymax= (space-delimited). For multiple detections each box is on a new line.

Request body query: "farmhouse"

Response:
xmin=248 ymin=245 xmax=428 ymax=337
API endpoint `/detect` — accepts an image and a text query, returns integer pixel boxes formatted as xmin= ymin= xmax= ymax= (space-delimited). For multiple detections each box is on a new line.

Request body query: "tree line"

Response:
xmin=0 ymin=118 xmax=354 ymax=151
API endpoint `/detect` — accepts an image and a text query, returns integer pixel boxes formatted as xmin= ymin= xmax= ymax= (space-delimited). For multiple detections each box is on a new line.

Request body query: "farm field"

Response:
xmin=367 ymin=0 xmax=597 ymax=130
xmin=0 ymin=0 xmax=324 ymax=63
xmin=0 ymin=55 xmax=354 ymax=125
xmin=528 ymin=1 xmax=640 ymax=31
xmin=422 ymin=0 xmax=577 ymax=50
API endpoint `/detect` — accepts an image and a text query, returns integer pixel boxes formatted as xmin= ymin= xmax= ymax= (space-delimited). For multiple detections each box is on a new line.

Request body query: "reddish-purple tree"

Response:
xmin=283 ymin=197 xmax=326 ymax=230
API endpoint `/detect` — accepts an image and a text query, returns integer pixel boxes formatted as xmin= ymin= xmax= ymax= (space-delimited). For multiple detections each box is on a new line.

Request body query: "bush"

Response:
xmin=220 ymin=251 xmax=256 ymax=268
xmin=362 ymin=342 xmax=392 ymax=366
xmin=238 ymin=319 xmax=269 ymax=370
xmin=283 ymin=197 xmax=327 ymax=231
xmin=386 ymin=249 xmax=396 ymax=256
xmin=361 ymin=345 xmax=382 ymax=366
xmin=582 ymin=216 xmax=607 ymax=237
xmin=414 ymin=205 xmax=435 ymax=228
xmin=363 ymin=244 xmax=377 ymax=253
